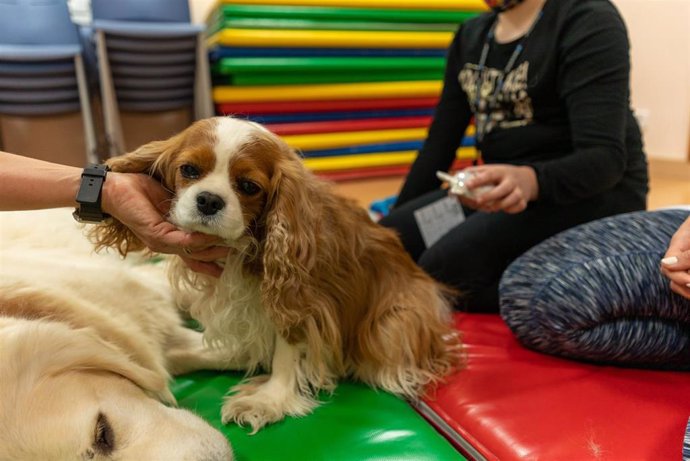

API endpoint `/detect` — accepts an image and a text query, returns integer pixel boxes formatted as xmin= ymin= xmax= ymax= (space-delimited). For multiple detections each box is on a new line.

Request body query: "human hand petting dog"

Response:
xmin=0 ymin=151 xmax=228 ymax=278
xmin=102 ymin=172 xmax=229 ymax=278
xmin=458 ymin=164 xmax=539 ymax=214
xmin=661 ymin=215 xmax=690 ymax=299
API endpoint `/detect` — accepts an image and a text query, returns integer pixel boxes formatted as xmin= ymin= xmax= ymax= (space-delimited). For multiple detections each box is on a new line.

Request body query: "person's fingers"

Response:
xmin=466 ymin=167 xmax=498 ymax=189
xmin=661 ymin=264 xmax=690 ymax=287
xmin=154 ymin=226 xmax=224 ymax=252
xmin=501 ymin=189 xmax=526 ymax=214
xmin=661 ymin=249 xmax=690 ymax=271
xmin=475 ymin=180 xmax=509 ymax=205
xmin=183 ymin=246 xmax=231 ymax=262
xmin=669 ymin=280 xmax=690 ymax=300
xmin=180 ymin=256 xmax=224 ymax=278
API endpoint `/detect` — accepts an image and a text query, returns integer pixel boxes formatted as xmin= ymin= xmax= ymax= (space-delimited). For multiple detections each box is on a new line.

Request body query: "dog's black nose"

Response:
xmin=196 ymin=192 xmax=225 ymax=216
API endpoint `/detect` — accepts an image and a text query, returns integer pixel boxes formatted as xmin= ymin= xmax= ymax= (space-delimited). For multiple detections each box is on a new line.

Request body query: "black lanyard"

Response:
xmin=474 ymin=9 xmax=544 ymax=141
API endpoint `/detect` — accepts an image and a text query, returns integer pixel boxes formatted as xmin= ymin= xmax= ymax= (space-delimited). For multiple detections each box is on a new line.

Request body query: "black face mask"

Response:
xmin=483 ymin=0 xmax=527 ymax=12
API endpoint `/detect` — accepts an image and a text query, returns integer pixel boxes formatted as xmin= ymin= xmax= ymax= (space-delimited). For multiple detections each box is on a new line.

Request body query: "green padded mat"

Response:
xmin=214 ymin=70 xmax=443 ymax=86
xmin=212 ymin=4 xmax=478 ymax=24
xmin=172 ymin=371 xmax=465 ymax=461
xmin=212 ymin=57 xmax=446 ymax=74
xmin=209 ymin=17 xmax=459 ymax=34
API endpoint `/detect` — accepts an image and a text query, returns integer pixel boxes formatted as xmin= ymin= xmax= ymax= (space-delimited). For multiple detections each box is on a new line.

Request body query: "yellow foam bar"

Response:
xmin=219 ymin=0 xmax=487 ymax=11
xmin=285 ymin=127 xmax=427 ymax=150
xmin=209 ymin=28 xmax=453 ymax=49
xmin=213 ymin=80 xmax=442 ymax=102
xmin=286 ymin=126 xmax=476 ymax=150
xmin=304 ymin=147 xmax=477 ymax=171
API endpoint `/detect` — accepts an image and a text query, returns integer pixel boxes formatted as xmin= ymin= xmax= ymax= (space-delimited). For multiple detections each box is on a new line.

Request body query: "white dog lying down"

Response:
xmin=0 ymin=209 xmax=232 ymax=461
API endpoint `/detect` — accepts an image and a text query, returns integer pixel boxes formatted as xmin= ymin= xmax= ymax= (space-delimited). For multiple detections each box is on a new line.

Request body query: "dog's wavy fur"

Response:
xmin=89 ymin=117 xmax=463 ymax=432
xmin=0 ymin=209 xmax=232 ymax=460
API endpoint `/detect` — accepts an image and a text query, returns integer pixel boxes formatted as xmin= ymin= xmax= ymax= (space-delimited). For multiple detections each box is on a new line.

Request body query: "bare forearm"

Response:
xmin=0 ymin=152 xmax=82 ymax=211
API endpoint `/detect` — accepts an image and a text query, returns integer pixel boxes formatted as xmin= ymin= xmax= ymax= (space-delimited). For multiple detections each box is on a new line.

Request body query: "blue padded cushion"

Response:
xmin=499 ymin=209 xmax=690 ymax=370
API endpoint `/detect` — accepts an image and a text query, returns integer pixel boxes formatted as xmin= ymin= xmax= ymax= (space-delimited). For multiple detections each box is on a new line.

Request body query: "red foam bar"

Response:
xmin=418 ymin=313 xmax=690 ymax=461
xmin=216 ymin=97 xmax=438 ymax=115
xmin=317 ymin=165 xmax=410 ymax=181
xmin=314 ymin=158 xmax=474 ymax=182
xmin=267 ymin=116 xmax=433 ymax=135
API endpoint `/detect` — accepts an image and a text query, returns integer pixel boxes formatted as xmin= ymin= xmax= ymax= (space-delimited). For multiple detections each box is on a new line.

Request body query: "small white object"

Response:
xmin=436 ymin=170 xmax=493 ymax=199
xmin=413 ymin=196 xmax=465 ymax=248
xmin=661 ymin=256 xmax=678 ymax=266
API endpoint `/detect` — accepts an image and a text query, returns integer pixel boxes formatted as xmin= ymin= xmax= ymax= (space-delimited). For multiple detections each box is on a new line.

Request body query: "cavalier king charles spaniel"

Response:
xmin=91 ymin=116 xmax=462 ymax=432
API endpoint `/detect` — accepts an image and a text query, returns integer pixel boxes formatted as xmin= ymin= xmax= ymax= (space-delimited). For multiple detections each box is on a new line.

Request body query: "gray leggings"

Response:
xmin=500 ymin=209 xmax=690 ymax=370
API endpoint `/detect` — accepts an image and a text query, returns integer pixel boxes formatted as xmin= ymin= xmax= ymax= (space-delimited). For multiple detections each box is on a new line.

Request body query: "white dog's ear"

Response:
xmin=14 ymin=321 xmax=175 ymax=404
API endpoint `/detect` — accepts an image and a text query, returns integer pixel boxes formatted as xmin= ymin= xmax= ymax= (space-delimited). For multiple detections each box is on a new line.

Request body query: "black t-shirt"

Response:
xmin=397 ymin=0 xmax=649 ymax=206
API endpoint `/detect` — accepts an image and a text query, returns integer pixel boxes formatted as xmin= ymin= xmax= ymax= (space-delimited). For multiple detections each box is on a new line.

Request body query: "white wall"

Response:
xmin=613 ymin=0 xmax=690 ymax=162
xmin=190 ymin=0 xmax=216 ymax=24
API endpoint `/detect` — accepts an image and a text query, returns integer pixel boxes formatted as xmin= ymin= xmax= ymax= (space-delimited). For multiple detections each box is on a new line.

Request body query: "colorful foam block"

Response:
xmin=208 ymin=29 xmax=453 ymax=49
xmin=219 ymin=0 xmax=487 ymax=12
xmin=212 ymin=57 xmax=446 ymax=74
xmin=213 ymin=80 xmax=442 ymax=102
xmin=266 ymin=116 xmax=433 ymax=135
xmin=216 ymin=97 xmax=438 ymax=115
xmin=302 ymin=147 xmax=477 ymax=171
xmin=213 ymin=3 xmax=482 ymax=22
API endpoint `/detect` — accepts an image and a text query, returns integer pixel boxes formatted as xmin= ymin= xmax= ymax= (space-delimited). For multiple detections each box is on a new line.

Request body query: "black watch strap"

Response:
xmin=73 ymin=164 xmax=111 ymax=223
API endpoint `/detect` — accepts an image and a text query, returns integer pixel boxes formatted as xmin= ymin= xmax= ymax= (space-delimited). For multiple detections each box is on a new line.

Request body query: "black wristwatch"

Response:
xmin=73 ymin=164 xmax=111 ymax=223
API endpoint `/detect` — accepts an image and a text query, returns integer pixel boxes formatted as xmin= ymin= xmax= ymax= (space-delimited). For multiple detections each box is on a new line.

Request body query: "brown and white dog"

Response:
xmin=91 ymin=116 xmax=462 ymax=432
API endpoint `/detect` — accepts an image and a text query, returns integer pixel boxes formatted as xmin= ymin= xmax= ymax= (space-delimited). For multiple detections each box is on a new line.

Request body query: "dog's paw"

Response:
xmin=220 ymin=375 xmax=318 ymax=433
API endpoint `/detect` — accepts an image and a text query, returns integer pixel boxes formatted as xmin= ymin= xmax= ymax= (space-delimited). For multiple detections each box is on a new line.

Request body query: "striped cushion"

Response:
xmin=685 ymin=417 xmax=690 ymax=461
xmin=499 ymin=209 xmax=690 ymax=370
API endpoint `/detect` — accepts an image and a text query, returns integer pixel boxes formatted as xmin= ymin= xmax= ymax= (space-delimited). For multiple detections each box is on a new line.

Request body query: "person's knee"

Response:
xmin=418 ymin=242 xmax=492 ymax=290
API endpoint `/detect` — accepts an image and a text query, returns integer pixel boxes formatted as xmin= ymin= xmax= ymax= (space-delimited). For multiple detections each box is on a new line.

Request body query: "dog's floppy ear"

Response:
xmin=9 ymin=320 xmax=175 ymax=404
xmin=89 ymin=132 xmax=186 ymax=256
xmin=260 ymin=145 xmax=334 ymax=337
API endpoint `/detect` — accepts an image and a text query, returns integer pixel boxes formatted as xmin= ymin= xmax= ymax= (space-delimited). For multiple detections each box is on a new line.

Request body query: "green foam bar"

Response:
xmin=212 ymin=56 xmax=446 ymax=74
xmin=218 ymin=69 xmax=443 ymax=85
xmin=215 ymin=4 xmax=478 ymax=24
xmin=210 ymin=17 xmax=459 ymax=33
xmin=172 ymin=371 xmax=466 ymax=461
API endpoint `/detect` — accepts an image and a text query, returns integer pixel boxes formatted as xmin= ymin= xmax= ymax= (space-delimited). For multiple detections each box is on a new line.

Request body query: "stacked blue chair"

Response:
xmin=0 ymin=0 xmax=97 ymax=164
xmin=91 ymin=0 xmax=213 ymax=155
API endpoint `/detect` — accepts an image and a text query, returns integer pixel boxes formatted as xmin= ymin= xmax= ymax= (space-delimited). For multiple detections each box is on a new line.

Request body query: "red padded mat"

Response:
xmin=418 ymin=313 xmax=690 ymax=461
xmin=267 ymin=116 xmax=432 ymax=135
xmin=216 ymin=96 xmax=438 ymax=115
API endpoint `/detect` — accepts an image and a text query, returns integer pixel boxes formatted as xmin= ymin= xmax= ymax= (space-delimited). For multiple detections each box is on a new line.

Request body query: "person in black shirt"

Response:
xmin=380 ymin=0 xmax=649 ymax=312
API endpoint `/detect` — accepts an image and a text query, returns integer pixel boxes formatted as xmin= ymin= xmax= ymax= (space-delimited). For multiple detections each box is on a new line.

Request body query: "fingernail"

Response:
xmin=661 ymin=256 xmax=678 ymax=265
xmin=686 ymin=283 xmax=690 ymax=288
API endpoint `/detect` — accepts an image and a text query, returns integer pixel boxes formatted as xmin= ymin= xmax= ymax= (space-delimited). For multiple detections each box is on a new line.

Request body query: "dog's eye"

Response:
xmin=237 ymin=178 xmax=261 ymax=196
xmin=93 ymin=413 xmax=115 ymax=455
xmin=180 ymin=164 xmax=201 ymax=179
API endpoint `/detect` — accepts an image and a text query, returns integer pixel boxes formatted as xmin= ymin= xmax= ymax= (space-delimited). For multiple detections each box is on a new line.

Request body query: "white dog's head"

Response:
xmin=0 ymin=317 xmax=232 ymax=461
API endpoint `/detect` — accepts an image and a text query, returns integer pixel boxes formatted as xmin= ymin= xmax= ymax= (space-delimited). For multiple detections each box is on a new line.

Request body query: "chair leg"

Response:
xmin=194 ymin=31 xmax=214 ymax=120
xmin=74 ymin=54 xmax=98 ymax=165
xmin=96 ymin=30 xmax=125 ymax=155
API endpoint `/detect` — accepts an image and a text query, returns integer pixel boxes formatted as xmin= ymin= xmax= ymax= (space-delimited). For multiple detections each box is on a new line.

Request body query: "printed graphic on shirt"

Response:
xmin=458 ymin=61 xmax=533 ymax=140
